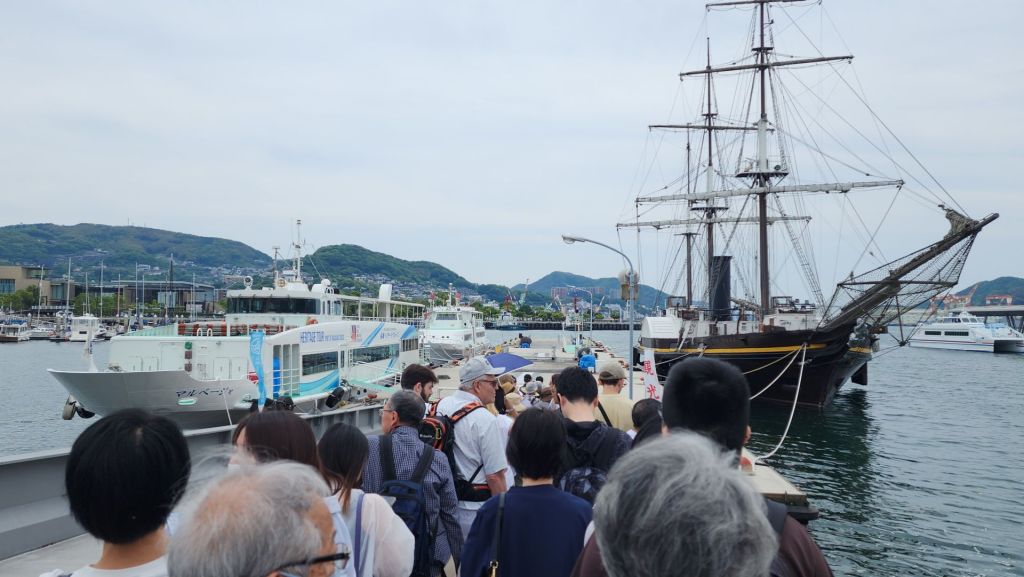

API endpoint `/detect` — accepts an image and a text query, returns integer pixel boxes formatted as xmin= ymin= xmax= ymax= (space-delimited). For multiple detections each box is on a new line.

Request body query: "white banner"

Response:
xmin=641 ymin=348 xmax=662 ymax=400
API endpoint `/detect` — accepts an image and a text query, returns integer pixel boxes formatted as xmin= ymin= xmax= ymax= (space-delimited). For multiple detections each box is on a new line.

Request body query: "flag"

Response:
xmin=641 ymin=348 xmax=662 ymax=400
xmin=249 ymin=330 xmax=266 ymax=410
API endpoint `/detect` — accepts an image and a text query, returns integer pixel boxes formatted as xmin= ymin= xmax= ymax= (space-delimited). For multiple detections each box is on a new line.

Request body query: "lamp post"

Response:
xmin=562 ymin=235 xmax=636 ymax=399
xmin=568 ymin=285 xmax=594 ymax=345
xmin=140 ymin=271 xmax=162 ymax=325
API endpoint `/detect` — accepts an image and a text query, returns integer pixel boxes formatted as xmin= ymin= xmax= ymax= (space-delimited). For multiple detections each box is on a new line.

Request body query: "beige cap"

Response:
xmin=598 ymin=361 xmax=628 ymax=381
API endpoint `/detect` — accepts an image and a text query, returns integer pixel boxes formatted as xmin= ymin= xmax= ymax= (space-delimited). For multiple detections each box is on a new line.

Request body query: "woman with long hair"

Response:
xmin=318 ymin=422 xmax=414 ymax=577
xmin=233 ymin=412 xmax=412 ymax=577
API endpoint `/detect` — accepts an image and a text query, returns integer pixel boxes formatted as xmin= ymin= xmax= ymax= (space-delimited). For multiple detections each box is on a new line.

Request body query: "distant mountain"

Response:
xmin=0 ymin=223 xmax=271 ymax=278
xmin=512 ymin=271 xmax=664 ymax=307
xmin=956 ymin=276 xmax=1024 ymax=305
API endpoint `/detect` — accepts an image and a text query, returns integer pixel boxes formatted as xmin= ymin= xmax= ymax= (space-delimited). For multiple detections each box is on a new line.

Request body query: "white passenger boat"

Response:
xmin=0 ymin=323 xmax=29 ymax=343
xmin=421 ymin=291 xmax=488 ymax=364
xmin=48 ymin=249 xmax=424 ymax=428
xmin=908 ymin=311 xmax=1024 ymax=353
xmin=67 ymin=314 xmax=102 ymax=342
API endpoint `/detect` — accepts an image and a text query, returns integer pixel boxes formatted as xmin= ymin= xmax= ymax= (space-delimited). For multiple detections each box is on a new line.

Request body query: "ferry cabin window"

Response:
xmin=924 ymin=330 xmax=941 ymax=336
xmin=302 ymin=351 xmax=344 ymax=375
xmin=436 ymin=313 xmax=458 ymax=321
xmin=350 ymin=344 xmax=400 ymax=364
xmin=228 ymin=297 xmax=317 ymax=315
xmin=944 ymin=330 xmax=970 ymax=337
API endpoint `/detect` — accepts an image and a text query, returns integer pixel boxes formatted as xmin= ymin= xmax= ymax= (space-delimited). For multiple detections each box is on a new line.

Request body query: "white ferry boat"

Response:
xmin=0 ymin=323 xmax=28 ymax=343
xmin=421 ymin=290 xmax=488 ymax=364
xmin=48 ymin=249 xmax=424 ymax=428
xmin=908 ymin=311 xmax=1024 ymax=353
xmin=67 ymin=314 xmax=102 ymax=342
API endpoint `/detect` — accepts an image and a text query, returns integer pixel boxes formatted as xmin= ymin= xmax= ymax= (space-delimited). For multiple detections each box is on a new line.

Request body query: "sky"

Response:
xmin=1 ymin=1 xmax=1020 ymax=295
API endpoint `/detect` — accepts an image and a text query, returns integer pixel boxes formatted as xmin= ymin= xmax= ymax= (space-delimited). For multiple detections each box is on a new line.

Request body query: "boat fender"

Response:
xmin=325 ymin=385 xmax=349 ymax=409
xmin=307 ymin=317 xmax=318 ymax=325
xmin=75 ymin=405 xmax=95 ymax=419
xmin=61 ymin=396 xmax=77 ymax=420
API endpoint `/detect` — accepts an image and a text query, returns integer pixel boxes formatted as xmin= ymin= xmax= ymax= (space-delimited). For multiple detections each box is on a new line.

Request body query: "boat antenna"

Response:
xmin=272 ymin=246 xmax=280 ymax=281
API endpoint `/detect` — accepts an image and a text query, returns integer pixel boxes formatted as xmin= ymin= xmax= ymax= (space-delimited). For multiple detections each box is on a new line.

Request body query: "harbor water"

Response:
xmin=2 ymin=331 xmax=1022 ymax=576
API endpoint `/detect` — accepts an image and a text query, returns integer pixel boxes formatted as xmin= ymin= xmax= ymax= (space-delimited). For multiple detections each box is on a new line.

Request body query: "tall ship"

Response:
xmin=908 ymin=311 xmax=1024 ymax=353
xmin=622 ymin=0 xmax=995 ymax=407
xmin=420 ymin=286 xmax=489 ymax=364
xmin=48 ymin=226 xmax=424 ymax=428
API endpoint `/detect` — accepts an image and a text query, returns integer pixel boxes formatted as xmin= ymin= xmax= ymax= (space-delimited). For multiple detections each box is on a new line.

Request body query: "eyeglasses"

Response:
xmin=479 ymin=378 xmax=499 ymax=388
xmin=272 ymin=550 xmax=350 ymax=576
xmin=379 ymin=407 xmax=395 ymax=418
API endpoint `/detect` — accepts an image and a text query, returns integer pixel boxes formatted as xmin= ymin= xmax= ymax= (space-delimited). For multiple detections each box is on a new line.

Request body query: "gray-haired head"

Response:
xmin=593 ymin=432 xmax=777 ymax=577
xmin=388 ymin=389 xmax=426 ymax=426
xmin=168 ymin=460 xmax=332 ymax=577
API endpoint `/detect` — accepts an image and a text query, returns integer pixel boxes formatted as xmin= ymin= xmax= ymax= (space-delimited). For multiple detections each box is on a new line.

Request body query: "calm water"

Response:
xmin=2 ymin=331 xmax=1022 ymax=575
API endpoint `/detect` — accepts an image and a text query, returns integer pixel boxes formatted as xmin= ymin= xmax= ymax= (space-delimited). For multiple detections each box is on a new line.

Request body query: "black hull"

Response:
xmin=636 ymin=323 xmax=871 ymax=408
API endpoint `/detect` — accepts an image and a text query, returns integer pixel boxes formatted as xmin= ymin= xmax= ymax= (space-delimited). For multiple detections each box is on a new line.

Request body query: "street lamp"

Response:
xmin=568 ymin=285 xmax=594 ymax=345
xmin=562 ymin=235 xmax=636 ymax=399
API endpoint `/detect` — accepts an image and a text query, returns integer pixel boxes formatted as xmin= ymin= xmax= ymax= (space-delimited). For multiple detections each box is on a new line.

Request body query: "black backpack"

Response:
xmin=419 ymin=401 xmax=488 ymax=501
xmin=557 ymin=425 xmax=620 ymax=504
xmin=379 ymin=435 xmax=435 ymax=577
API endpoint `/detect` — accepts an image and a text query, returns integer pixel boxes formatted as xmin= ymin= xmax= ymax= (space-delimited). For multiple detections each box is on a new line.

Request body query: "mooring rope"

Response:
xmin=755 ymin=344 xmax=808 ymax=463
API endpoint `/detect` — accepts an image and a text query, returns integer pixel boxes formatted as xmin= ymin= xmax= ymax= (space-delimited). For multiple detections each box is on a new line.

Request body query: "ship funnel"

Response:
xmin=709 ymin=256 xmax=732 ymax=322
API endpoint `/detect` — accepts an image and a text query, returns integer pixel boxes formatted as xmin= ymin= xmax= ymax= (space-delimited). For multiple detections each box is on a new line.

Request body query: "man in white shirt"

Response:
xmin=434 ymin=356 xmax=510 ymax=541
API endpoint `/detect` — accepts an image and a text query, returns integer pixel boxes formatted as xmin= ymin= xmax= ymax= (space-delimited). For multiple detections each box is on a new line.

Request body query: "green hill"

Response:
xmin=307 ymin=244 xmax=472 ymax=287
xmin=513 ymin=271 xmax=663 ymax=307
xmin=0 ymin=223 xmax=271 ymax=279
xmin=957 ymin=276 xmax=1024 ymax=305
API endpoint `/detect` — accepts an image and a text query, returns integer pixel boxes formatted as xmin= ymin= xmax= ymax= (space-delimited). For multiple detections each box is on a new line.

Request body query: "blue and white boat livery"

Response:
xmin=908 ymin=311 xmax=1024 ymax=353
xmin=49 ymin=247 xmax=424 ymax=428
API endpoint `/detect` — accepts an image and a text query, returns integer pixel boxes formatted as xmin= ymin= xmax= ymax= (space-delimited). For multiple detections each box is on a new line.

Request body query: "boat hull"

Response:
xmin=907 ymin=338 xmax=1024 ymax=353
xmin=48 ymin=369 xmax=257 ymax=428
xmin=638 ymin=324 xmax=870 ymax=408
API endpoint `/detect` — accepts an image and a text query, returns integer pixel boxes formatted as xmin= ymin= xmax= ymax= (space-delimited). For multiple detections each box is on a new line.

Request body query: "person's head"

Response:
xmin=535 ymin=375 xmax=544 ymax=384
xmin=400 ymin=363 xmax=438 ymax=402
xmin=498 ymin=374 xmax=517 ymax=395
xmin=594 ymin=433 xmax=777 ymax=577
xmin=506 ymin=409 xmax=566 ymax=481
xmin=632 ymin=399 xmax=663 ymax=430
xmin=317 ymin=423 xmax=369 ymax=512
xmin=631 ymin=415 xmax=665 ymax=448
xmin=556 ymin=366 xmax=599 ymax=406
xmin=458 ymin=356 xmax=504 ymax=405
xmin=662 ymin=358 xmax=751 ymax=453
xmin=382 ymin=390 xmax=426 ymax=433
xmin=66 ymin=409 xmax=190 ymax=545
xmin=169 ymin=461 xmax=342 ymax=577
xmin=232 ymin=410 xmax=322 ymax=469
xmin=598 ymin=362 xmax=628 ymax=391
xmin=522 ymin=373 xmax=533 ymax=384
xmin=549 ymin=372 xmax=559 ymax=394
xmin=494 ymin=385 xmax=507 ymax=415
xmin=504 ymin=392 xmax=528 ymax=417
xmin=537 ymin=384 xmax=554 ymax=405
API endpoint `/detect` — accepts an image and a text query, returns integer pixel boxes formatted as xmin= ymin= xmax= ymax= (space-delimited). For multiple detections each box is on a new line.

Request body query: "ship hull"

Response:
xmin=638 ymin=324 xmax=870 ymax=408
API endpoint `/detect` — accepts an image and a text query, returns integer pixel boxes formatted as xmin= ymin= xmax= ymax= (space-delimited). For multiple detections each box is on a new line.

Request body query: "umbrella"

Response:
xmin=484 ymin=352 xmax=533 ymax=373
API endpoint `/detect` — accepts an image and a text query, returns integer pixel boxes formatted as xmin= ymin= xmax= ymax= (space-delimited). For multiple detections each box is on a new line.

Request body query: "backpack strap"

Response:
xmin=450 ymin=401 xmax=484 ymax=423
xmin=428 ymin=400 xmax=440 ymax=417
xmin=597 ymin=402 xmax=613 ymax=426
xmin=354 ymin=492 xmax=366 ymax=577
xmin=412 ymin=444 xmax=435 ymax=483
xmin=381 ymin=434 xmax=398 ymax=482
xmin=486 ymin=492 xmax=507 ymax=577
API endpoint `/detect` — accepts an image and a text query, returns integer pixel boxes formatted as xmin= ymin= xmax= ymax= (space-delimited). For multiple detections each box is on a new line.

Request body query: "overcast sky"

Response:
xmin=2 ymin=1 xmax=1020 ymax=294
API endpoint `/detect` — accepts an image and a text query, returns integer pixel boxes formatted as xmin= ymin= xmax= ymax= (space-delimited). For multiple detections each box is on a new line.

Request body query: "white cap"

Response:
xmin=459 ymin=356 xmax=506 ymax=384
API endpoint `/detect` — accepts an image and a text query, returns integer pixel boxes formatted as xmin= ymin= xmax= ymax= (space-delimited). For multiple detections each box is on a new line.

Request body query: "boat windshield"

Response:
xmin=228 ymin=296 xmax=318 ymax=315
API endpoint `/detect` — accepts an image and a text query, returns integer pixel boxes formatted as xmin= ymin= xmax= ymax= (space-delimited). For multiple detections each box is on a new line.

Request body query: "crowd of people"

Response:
xmin=45 ymin=353 xmax=833 ymax=577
